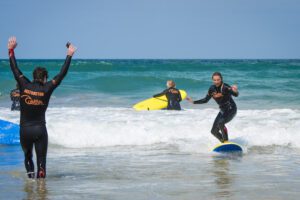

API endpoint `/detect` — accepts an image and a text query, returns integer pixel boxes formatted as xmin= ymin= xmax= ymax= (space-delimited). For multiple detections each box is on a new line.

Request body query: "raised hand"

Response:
xmin=8 ymin=36 xmax=17 ymax=50
xmin=231 ymin=85 xmax=238 ymax=93
xmin=186 ymin=96 xmax=194 ymax=103
xmin=67 ymin=43 xmax=77 ymax=56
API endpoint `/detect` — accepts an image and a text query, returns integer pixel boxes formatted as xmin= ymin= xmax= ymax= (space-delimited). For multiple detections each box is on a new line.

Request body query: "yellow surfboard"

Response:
xmin=133 ymin=90 xmax=187 ymax=111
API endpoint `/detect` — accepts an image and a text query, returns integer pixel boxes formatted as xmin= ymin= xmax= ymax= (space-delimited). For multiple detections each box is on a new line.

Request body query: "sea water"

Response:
xmin=0 ymin=59 xmax=300 ymax=199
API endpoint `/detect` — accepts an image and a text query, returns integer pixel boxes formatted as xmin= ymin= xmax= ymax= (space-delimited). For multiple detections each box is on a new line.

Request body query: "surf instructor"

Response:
xmin=8 ymin=36 xmax=77 ymax=178
xmin=153 ymin=80 xmax=182 ymax=110
xmin=186 ymin=72 xmax=239 ymax=143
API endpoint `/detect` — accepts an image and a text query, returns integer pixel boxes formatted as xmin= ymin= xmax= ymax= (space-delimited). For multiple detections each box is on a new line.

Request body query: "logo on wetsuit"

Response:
xmin=169 ymin=89 xmax=179 ymax=94
xmin=21 ymin=89 xmax=45 ymax=106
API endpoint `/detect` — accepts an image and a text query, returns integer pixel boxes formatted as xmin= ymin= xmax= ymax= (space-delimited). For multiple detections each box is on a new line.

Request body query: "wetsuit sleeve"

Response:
xmin=50 ymin=55 xmax=72 ymax=88
xmin=223 ymin=84 xmax=239 ymax=97
xmin=153 ymin=89 xmax=168 ymax=98
xmin=230 ymin=89 xmax=239 ymax=97
xmin=193 ymin=94 xmax=211 ymax=104
xmin=193 ymin=88 xmax=212 ymax=104
xmin=9 ymin=49 xmax=30 ymax=87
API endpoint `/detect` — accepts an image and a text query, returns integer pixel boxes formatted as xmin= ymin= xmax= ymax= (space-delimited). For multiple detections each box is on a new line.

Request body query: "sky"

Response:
xmin=0 ymin=0 xmax=299 ymax=59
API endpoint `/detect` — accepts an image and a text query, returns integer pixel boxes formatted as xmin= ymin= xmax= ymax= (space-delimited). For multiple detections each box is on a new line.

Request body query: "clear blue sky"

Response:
xmin=0 ymin=0 xmax=299 ymax=59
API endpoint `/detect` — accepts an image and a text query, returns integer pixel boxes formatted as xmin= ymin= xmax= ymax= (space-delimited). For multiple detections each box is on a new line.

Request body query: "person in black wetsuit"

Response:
xmin=8 ymin=36 xmax=77 ymax=178
xmin=186 ymin=72 xmax=239 ymax=143
xmin=153 ymin=80 xmax=182 ymax=110
xmin=10 ymin=83 xmax=20 ymax=111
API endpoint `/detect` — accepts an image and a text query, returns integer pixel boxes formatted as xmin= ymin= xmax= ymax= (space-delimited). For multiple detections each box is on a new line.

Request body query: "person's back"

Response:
xmin=165 ymin=87 xmax=181 ymax=110
xmin=153 ymin=80 xmax=182 ymax=110
xmin=19 ymin=81 xmax=54 ymax=125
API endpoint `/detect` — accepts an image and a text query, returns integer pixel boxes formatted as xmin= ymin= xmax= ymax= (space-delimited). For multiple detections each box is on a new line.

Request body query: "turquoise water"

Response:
xmin=1 ymin=59 xmax=300 ymax=199
xmin=1 ymin=59 xmax=300 ymax=108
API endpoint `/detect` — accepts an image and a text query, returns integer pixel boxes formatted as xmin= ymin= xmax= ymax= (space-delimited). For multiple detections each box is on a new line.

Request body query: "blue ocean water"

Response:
xmin=1 ymin=59 xmax=300 ymax=199
xmin=1 ymin=59 xmax=299 ymax=148
xmin=0 ymin=59 xmax=299 ymax=109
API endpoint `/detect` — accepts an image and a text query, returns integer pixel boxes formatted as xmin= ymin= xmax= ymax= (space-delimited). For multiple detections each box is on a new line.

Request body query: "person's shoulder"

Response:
xmin=223 ymin=83 xmax=231 ymax=87
xmin=169 ymin=88 xmax=180 ymax=94
xmin=209 ymin=85 xmax=215 ymax=91
xmin=222 ymin=83 xmax=232 ymax=91
xmin=11 ymin=88 xmax=19 ymax=92
xmin=44 ymin=80 xmax=56 ymax=88
xmin=206 ymin=85 xmax=215 ymax=95
xmin=175 ymin=88 xmax=181 ymax=94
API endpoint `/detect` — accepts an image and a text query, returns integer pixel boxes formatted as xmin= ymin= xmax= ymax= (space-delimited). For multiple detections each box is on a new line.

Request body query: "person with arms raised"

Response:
xmin=8 ymin=36 xmax=77 ymax=178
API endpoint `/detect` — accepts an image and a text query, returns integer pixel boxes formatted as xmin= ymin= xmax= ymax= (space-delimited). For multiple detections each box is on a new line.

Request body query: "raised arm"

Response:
xmin=8 ymin=37 xmax=30 ymax=86
xmin=51 ymin=43 xmax=77 ymax=87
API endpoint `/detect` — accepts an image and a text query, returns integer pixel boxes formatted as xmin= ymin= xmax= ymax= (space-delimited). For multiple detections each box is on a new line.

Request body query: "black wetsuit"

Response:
xmin=10 ymin=88 xmax=20 ymax=111
xmin=194 ymin=83 xmax=238 ymax=142
xmin=9 ymin=49 xmax=72 ymax=178
xmin=153 ymin=87 xmax=182 ymax=110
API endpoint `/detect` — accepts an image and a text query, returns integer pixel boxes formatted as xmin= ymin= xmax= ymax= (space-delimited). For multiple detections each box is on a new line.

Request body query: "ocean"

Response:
xmin=0 ymin=59 xmax=300 ymax=199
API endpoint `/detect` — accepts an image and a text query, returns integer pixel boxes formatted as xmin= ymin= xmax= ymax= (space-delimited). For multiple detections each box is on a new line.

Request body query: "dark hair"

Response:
xmin=33 ymin=67 xmax=48 ymax=82
xmin=212 ymin=72 xmax=223 ymax=80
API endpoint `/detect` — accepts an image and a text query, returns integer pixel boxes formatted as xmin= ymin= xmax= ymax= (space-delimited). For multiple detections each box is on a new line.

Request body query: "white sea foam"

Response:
xmin=1 ymin=107 xmax=299 ymax=152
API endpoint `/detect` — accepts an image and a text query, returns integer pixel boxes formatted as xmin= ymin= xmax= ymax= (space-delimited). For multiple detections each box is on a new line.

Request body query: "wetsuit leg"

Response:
xmin=212 ymin=107 xmax=237 ymax=142
xmin=34 ymin=126 xmax=48 ymax=179
xmin=220 ymin=106 xmax=237 ymax=141
xmin=168 ymin=101 xmax=181 ymax=110
xmin=174 ymin=103 xmax=181 ymax=111
xmin=20 ymin=125 xmax=48 ymax=178
xmin=211 ymin=112 xmax=225 ymax=142
xmin=20 ymin=127 xmax=35 ymax=178
xmin=223 ymin=126 xmax=228 ymax=139
xmin=211 ymin=106 xmax=237 ymax=143
xmin=218 ymin=119 xmax=228 ymax=142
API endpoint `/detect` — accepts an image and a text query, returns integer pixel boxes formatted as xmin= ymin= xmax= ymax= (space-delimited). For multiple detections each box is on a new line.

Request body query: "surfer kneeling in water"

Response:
xmin=153 ymin=80 xmax=182 ymax=110
xmin=10 ymin=83 xmax=20 ymax=111
xmin=8 ymin=36 xmax=77 ymax=178
xmin=186 ymin=72 xmax=239 ymax=143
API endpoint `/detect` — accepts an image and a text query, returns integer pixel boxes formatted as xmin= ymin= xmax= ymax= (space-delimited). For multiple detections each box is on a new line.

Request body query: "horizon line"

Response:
xmin=1 ymin=57 xmax=300 ymax=60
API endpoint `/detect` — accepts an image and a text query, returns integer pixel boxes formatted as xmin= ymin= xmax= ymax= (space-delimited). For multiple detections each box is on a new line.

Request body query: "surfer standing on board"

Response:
xmin=153 ymin=80 xmax=182 ymax=110
xmin=186 ymin=72 xmax=239 ymax=143
xmin=8 ymin=36 xmax=77 ymax=178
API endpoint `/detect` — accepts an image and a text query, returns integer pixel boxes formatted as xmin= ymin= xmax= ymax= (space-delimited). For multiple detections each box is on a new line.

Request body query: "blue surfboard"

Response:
xmin=212 ymin=141 xmax=243 ymax=153
xmin=0 ymin=119 xmax=20 ymax=145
